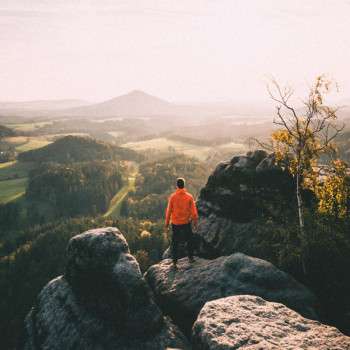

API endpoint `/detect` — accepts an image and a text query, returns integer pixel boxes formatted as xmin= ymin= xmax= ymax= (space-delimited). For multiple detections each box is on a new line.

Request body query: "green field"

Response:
xmin=4 ymin=136 xmax=52 ymax=153
xmin=0 ymin=178 xmax=27 ymax=204
xmin=0 ymin=161 xmax=34 ymax=181
xmin=0 ymin=161 xmax=34 ymax=204
xmin=104 ymin=176 xmax=136 ymax=219
xmin=15 ymin=138 xmax=51 ymax=152
xmin=5 ymin=121 xmax=52 ymax=132
xmin=0 ymin=161 xmax=16 ymax=169
xmin=122 ymin=137 xmax=246 ymax=160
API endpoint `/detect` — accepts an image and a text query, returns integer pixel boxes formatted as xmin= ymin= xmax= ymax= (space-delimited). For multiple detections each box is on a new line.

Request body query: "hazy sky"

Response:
xmin=1 ymin=0 xmax=350 ymax=103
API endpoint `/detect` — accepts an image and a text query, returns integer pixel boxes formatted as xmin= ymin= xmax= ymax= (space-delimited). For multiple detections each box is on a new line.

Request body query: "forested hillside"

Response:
xmin=0 ymin=144 xmax=212 ymax=348
xmin=0 ymin=136 xmax=142 ymax=231
xmin=27 ymin=161 xmax=123 ymax=217
xmin=0 ymin=125 xmax=16 ymax=138
xmin=337 ymin=131 xmax=350 ymax=163
xmin=18 ymin=135 xmax=140 ymax=163
xmin=0 ymin=215 xmax=172 ymax=349
xmin=121 ymin=155 xmax=209 ymax=220
xmin=0 ymin=125 xmax=17 ymax=162
xmin=1 ymin=95 xmax=350 ymax=349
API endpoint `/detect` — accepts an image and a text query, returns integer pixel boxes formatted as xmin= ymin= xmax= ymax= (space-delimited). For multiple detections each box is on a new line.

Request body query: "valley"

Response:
xmin=0 ymin=90 xmax=349 ymax=349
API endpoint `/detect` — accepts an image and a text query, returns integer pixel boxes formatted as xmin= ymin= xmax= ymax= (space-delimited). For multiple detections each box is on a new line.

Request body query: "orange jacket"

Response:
xmin=165 ymin=188 xmax=199 ymax=226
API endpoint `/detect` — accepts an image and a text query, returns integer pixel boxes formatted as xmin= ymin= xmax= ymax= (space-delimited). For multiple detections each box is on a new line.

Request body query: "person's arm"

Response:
xmin=165 ymin=196 xmax=173 ymax=230
xmin=190 ymin=197 xmax=199 ymax=230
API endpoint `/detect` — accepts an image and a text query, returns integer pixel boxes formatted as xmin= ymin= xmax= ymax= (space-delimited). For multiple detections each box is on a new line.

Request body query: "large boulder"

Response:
xmin=196 ymin=150 xmax=298 ymax=257
xmin=192 ymin=295 xmax=350 ymax=350
xmin=145 ymin=253 xmax=318 ymax=336
xmin=22 ymin=227 xmax=189 ymax=350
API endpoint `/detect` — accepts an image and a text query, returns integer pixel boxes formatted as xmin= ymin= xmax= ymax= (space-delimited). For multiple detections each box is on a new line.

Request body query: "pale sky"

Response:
xmin=1 ymin=0 xmax=350 ymax=103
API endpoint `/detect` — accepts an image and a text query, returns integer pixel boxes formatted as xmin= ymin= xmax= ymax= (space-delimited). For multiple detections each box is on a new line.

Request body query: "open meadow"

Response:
xmin=0 ymin=177 xmax=27 ymax=204
xmin=5 ymin=121 xmax=53 ymax=132
xmin=122 ymin=137 xmax=247 ymax=161
xmin=4 ymin=136 xmax=52 ymax=152
xmin=0 ymin=161 xmax=34 ymax=203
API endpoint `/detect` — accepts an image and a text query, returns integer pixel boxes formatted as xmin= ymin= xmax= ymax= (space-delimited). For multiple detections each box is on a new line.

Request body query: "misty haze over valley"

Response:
xmin=1 ymin=2 xmax=350 ymax=350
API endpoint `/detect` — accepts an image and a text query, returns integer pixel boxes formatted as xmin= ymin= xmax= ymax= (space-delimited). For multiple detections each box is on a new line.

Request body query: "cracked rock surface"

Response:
xmin=145 ymin=253 xmax=318 ymax=336
xmin=192 ymin=295 xmax=350 ymax=350
xmin=22 ymin=227 xmax=189 ymax=350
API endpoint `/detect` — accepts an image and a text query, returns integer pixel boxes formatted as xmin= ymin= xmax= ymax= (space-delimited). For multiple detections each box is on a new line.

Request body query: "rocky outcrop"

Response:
xmin=145 ymin=253 xmax=318 ymax=335
xmin=22 ymin=227 xmax=189 ymax=350
xmin=196 ymin=150 xmax=299 ymax=257
xmin=192 ymin=295 xmax=350 ymax=350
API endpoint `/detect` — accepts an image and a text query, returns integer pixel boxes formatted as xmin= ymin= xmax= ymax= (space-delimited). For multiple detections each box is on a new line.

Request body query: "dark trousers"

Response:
xmin=171 ymin=223 xmax=194 ymax=262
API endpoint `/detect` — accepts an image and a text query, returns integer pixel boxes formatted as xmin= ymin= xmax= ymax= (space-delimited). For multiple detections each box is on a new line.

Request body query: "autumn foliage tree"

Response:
xmin=266 ymin=76 xmax=345 ymax=272
xmin=315 ymin=159 xmax=349 ymax=219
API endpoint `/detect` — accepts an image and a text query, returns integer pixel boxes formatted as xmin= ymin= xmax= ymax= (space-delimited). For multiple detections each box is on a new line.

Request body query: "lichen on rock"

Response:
xmin=145 ymin=253 xmax=318 ymax=336
xmin=192 ymin=295 xmax=350 ymax=350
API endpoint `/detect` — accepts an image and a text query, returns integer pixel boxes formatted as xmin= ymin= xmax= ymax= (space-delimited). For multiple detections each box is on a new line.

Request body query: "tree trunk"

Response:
xmin=296 ymin=171 xmax=307 ymax=275
xmin=296 ymin=172 xmax=304 ymax=231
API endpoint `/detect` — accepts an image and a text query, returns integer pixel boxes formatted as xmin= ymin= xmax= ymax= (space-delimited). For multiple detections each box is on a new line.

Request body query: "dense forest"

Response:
xmin=0 ymin=136 xmax=143 ymax=231
xmin=0 ymin=125 xmax=17 ymax=162
xmin=0 ymin=216 xmax=169 ymax=349
xmin=0 ymin=116 xmax=350 ymax=349
xmin=0 ymin=125 xmax=15 ymax=138
xmin=0 ymin=142 xmax=213 ymax=348
xmin=27 ymin=161 xmax=123 ymax=217
xmin=121 ymin=155 xmax=209 ymax=220
xmin=18 ymin=135 xmax=140 ymax=163
xmin=337 ymin=130 xmax=350 ymax=163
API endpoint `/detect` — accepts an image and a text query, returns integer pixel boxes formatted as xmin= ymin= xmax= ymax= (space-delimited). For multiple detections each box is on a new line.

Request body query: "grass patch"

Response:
xmin=3 ymin=136 xmax=52 ymax=153
xmin=104 ymin=176 xmax=136 ymax=219
xmin=0 ymin=161 xmax=33 ymax=203
xmin=0 ymin=161 xmax=34 ymax=181
xmin=5 ymin=122 xmax=52 ymax=132
xmin=0 ymin=178 xmax=28 ymax=204
xmin=15 ymin=138 xmax=51 ymax=152
xmin=0 ymin=161 xmax=17 ymax=169
xmin=122 ymin=137 xmax=211 ymax=160
xmin=4 ymin=136 xmax=28 ymax=146
xmin=122 ymin=137 xmax=246 ymax=161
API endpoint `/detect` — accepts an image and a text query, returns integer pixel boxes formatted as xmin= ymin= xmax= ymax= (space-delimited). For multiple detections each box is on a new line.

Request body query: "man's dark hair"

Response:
xmin=176 ymin=177 xmax=185 ymax=189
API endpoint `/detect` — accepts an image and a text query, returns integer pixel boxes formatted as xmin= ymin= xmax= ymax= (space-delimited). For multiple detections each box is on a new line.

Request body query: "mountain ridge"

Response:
xmin=58 ymin=90 xmax=206 ymax=118
xmin=0 ymin=90 xmax=273 ymax=119
xmin=0 ymin=99 xmax=89 ymax=111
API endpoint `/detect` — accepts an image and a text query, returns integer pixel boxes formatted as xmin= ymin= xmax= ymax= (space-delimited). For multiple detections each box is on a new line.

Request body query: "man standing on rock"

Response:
xmin=165 ymin=177 xmax=199 ymax=267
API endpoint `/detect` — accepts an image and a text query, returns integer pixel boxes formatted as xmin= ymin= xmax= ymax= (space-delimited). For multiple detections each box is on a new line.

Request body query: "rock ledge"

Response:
xmin=192 ymin=295 xmax=350 ymax=350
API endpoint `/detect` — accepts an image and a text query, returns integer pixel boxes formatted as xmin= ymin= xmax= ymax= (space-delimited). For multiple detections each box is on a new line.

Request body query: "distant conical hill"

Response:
xmin=60 ymin=90 xmax=180 ymax=118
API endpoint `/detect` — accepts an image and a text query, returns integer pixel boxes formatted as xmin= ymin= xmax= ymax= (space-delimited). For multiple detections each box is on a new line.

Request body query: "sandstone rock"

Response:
xmin=196 ymin=150 xmax=296 ymax=257
xmin=22 ymin=227 xmax=189 ymax=350
xmin=145 ymin=253 xmax=318 ymax=335
xmin=256 ymin=152 xmax=278 ymax=172
xmin=192 ymin=295 xmax=350 ymax=350
xmin=162 ymin=234 xmax=204 ymax=260
xmin=162 ymin=246 xmax=172 ymax=259
xmin=196 ymin=212 xmax=259 ymax=257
